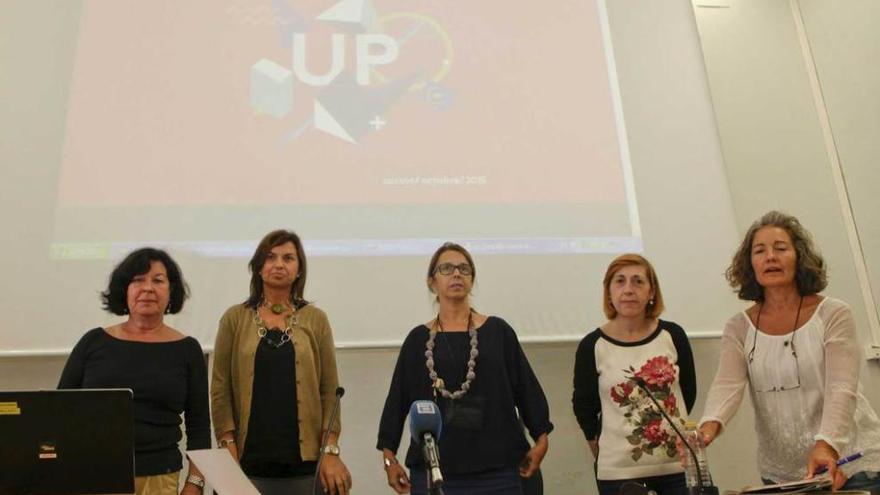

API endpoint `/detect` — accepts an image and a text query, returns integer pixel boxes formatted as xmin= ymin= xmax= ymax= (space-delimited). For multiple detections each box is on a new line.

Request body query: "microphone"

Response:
xmin=630 ymin=378 xmax=718 ymax=495
xmin=409 ymin=401 xmax=445 ymax=495
xmin=313 ymin=387 xmax=345 ymax=495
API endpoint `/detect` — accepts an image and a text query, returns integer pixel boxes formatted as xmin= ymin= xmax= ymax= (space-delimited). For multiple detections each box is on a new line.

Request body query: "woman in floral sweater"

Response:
xmin=573 ymin=254 xmax=696 ymax=495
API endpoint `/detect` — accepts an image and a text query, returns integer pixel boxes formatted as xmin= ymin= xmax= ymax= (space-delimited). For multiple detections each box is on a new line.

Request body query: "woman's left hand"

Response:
xmin=519 ymin=433 xmax=549 ymax=478
xmin=805 ymin=440 xmax=847 ymax=490
xmin=319 ymin=455 xmax=352 ymax=495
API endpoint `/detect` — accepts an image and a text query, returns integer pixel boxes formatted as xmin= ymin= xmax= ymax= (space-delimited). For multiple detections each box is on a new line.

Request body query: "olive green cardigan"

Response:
xmin=210 ymin=303 xmax=341 ymax=460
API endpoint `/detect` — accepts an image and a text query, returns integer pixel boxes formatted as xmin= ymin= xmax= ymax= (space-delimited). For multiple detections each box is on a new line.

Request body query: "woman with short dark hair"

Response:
xmin=377 ymin=242 xmax=553 ymax=495
xmin=211 ymin=230 xmax=351 ymax=495
xmin=59 ymin=247 xmax=210 ymax=495
xmin=700 ymin=211 xmax=880 ymax=491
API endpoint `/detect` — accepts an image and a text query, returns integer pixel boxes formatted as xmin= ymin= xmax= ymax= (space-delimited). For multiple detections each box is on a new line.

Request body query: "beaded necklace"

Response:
xmin=425 ymin=311 xmax=479 ymax=399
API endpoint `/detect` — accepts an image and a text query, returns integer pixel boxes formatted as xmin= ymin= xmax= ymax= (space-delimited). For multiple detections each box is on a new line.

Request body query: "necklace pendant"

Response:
xmin=270 ymin=303 xmax=285 ymax=315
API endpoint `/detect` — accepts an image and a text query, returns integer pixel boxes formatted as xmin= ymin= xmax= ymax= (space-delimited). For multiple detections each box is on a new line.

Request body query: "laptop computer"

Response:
xmin=0 ymin=389 xmax=134 ymax=495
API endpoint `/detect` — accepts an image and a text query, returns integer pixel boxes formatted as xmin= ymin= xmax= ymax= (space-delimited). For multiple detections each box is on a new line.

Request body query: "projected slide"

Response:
xmin=52 ymin=0 xmax=639 ymax=258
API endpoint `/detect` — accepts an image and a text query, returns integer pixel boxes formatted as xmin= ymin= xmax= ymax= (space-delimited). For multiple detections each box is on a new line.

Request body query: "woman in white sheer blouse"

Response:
xmin=699 ymin=211 xmax=880 ymax=493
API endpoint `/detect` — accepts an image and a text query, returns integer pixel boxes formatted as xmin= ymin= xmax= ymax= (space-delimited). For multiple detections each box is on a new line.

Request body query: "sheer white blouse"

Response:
xmin=700 ymin=297 xmax=880 ymax=482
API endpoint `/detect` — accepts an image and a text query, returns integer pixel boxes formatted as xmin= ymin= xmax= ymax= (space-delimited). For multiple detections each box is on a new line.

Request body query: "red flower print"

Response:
xmin=619 ymin=355 xmax=685 ymax=462
xmin=634 ymin=356 xmax=676 ymax=388
xmin=642 ymin=419 xmax=669 ymax=444
xmin=611 ymin=380 xmax=634 ymax=404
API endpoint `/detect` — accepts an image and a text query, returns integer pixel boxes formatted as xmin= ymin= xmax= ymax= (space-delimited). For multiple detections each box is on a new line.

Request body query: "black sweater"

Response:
xmin=58 ymin=327 xmax=211 ymax=476
xmin=376 ymin=317 xmax=554 ymax=475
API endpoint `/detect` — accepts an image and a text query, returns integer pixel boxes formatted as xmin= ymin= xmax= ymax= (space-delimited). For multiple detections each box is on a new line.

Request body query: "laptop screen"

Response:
xmin=0 ymin=389 xmax=134 ymax=495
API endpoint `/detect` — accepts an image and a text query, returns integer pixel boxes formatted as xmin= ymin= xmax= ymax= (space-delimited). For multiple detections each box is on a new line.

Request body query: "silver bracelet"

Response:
xmin=185 ymin=474 xmax=205 ymax=489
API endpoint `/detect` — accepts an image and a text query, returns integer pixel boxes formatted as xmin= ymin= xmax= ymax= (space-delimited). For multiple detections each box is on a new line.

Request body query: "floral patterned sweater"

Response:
xmin=572 ymin=320 xmax=696 ymax=480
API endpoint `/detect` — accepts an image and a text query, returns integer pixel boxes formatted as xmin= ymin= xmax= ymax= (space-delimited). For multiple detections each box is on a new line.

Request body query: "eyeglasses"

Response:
xmin=434 ymin=263 xmax=473 ymax=276
xmin=747 ymin=333 xmax=801 ymax=393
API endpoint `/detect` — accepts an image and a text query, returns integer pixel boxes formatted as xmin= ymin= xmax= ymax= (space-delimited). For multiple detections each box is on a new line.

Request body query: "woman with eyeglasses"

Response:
xmin=699 ymin=211 xmax=880 ymax=492
xmin=376 ymin=242 xmax=553 ymax=494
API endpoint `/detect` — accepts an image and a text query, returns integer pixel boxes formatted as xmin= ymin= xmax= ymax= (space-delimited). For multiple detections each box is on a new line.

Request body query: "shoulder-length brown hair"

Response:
xmin=726 ymin=211 xmax=827 ymax=301
xmin=245 ymin=230 xmax=308 ymax=309
xmin=602 ymin=253 xmax=665 ymax=320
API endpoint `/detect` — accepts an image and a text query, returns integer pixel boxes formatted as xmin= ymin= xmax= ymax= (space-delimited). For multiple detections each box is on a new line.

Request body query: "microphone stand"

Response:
xmin=632 ymin=379 xmax=718 ymax=495
xmin=312 ymin=387 xmax=345 ymax=495
xmin=422 ymin=433 xmax=445 ymax=495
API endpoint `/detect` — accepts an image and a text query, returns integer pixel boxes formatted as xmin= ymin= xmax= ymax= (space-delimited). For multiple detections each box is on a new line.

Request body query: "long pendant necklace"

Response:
xmin=425 ymin=311 xmax=478 ymax=400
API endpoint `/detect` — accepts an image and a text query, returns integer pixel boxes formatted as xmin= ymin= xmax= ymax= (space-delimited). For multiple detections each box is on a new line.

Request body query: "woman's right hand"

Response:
xmin=676 ymin=421 xmax=720 ymax=466
xmin=806 ymin=440 xmax=845 ymax=489
xmin=699 ymin=421 xmax=721 ymax=446
xmin=383 ymin=455 xmax=411 ymax=494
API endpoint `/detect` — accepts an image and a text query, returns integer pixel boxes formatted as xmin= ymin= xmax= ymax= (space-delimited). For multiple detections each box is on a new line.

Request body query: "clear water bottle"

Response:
xmin=683 ymin=421 xmax=713 ymax=488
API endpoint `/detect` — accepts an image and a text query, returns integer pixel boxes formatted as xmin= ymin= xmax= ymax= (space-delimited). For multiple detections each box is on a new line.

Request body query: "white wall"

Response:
xmin=602 ymin=0 xmax=741 ymax=334
xmin=692 ymin=0 xmax=880 ymax=344
xmin=798 ymin=0 xmax=880 ymax=331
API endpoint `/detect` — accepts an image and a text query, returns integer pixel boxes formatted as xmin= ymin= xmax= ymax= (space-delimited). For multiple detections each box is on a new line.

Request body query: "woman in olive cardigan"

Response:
xmin=211 ymin=229 xmax=351 ymax=495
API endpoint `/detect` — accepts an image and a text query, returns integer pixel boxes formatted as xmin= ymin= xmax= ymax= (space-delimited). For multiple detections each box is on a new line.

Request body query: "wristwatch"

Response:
xmin=218 ymin=438 xmax=235 ymax=448
xmin=322 ymin=444 xmax=340 ymax=455
xmin=383 ymin=456 xmax=399 ymax=469
xmin=185 ymin=474 xmax=205 ymax=489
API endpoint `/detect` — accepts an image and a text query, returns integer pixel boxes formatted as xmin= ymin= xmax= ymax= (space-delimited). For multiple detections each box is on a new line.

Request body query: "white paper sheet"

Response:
xmin=187 ymin=449 xmax=260 ymax=495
